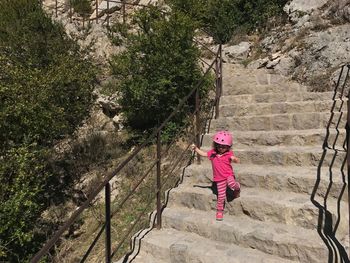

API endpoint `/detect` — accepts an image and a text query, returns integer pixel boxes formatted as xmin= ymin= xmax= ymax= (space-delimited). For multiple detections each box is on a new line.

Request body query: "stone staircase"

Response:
xmin=125 ymin=63 xmax=349 ymax=262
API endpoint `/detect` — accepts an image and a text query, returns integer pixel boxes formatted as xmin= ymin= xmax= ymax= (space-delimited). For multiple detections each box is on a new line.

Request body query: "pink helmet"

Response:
xmin=213 ymin=130 xmax=232 ymax=146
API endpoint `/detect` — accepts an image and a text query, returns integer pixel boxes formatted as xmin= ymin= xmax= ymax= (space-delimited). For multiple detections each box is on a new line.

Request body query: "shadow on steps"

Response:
xmin=311 ymin=64 xmax=350 ymax=263
xmin=194 ymin=182 xmax=238 ymax=203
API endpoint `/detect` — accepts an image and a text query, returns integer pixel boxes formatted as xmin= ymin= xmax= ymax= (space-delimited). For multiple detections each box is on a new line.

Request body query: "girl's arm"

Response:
xmin=191 ymin=144 xmax=208 ymax=157
xmin=231 ymin=155 xmax=240 ymax=163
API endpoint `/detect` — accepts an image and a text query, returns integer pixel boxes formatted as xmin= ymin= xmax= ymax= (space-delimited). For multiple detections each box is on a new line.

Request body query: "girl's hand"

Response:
xmin=231 ymin=156 xmax=240 ymax=163
xmin=191 ymin=145 xmax=208 ymax=157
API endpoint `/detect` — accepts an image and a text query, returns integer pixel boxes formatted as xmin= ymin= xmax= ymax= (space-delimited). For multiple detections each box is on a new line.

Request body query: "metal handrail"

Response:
xmin=31 ymin=45 xmax=222 ymax=263
xmin=43 ymin=0 xmax=167 ymax=28
xmin=311 ymin=63 xmax=350 ymax=261
xmin=345 ymin=64 xmax=350 ymax=259
xmin=31 ymin=2 xmax=223 ymax=262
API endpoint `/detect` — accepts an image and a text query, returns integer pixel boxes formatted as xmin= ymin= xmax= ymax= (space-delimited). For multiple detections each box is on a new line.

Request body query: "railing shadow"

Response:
xmin=123 ymin=105 xmax=220 ymax=263
xmin=124 ymin=156 xmax=194 ymax=263
xmin=311 ymin=64 xmax=350 ymax=263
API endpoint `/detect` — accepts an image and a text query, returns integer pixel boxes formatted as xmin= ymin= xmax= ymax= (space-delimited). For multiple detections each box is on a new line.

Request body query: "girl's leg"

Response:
xmin=216 ymin=180 xmax=227 ymax=211
xmin=227 ymin=176 xmax=240 ymax=191
xmin=227 ymin=175 xmax=240 ymax=198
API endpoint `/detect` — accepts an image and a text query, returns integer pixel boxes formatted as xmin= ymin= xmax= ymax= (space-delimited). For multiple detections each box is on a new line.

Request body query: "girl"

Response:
xmin=191 ymin=130 xmax=240 ymax=221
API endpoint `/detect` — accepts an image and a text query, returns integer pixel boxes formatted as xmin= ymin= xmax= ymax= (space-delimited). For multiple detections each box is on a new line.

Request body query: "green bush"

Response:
xmin=0 ymin=0 xmax=97 ymax=150
xmin=167 ymin=0 xmax=288 ymax=43
xmin=203 ymin=0 xmax=240 ymax=44
xmin=110 ymin=6 xmax=210 ymax=139
xmin=0 ymin=145 xmax=52 ymax=262
xmin=0 ymin=53 xmax=97 ymax=149
xmin=165 ymin=0 xmax=207 ymax=25
xmin=0 ymin=0 xmax=97 ymax=261
xmin=71 ymin=0 xmax=92 ymax=17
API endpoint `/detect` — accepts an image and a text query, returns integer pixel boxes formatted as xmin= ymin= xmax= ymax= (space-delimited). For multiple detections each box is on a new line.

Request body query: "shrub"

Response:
xmin=110 ymin=6 xmax=210 ymax=139
xmin=71 ymin=0 xmax=92 ymax=17
xmin=0 ymin=0 xmax=97 ymax=261
xmin=0 ymin=145 xmax=52 ymax=262
xmin=165 ymin=0 xmax=207 ymax=25
xmin=167 ymin=0 xmax=289 ymax=44
xmin=0 ymin=0 xmax=97 ymax=150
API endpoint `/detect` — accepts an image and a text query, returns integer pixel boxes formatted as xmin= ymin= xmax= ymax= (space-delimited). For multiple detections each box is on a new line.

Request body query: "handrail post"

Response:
xmin=195 ymin=87 xmax=201 ymax=164
xmin=96 ymin=0 xmax=99 ymax=24
xmin=105 ymin=183 xmax=111 ymax=263
xmin=55 ymin=0 xmax=58 ymax=17
xmin=156 ymin=131 xmax=162 ymax=229
xmin=214 ymin=45 xmax=222 ymax=119
xmin=219 ymin=44 xmax=223 ymax=99
xmin=107 ymin=0 xmax=110 ymax=29
xmin=69 ymin=0 xmax=72 ymax=23
xmin=122 ymin=0 xmax=126 ymax=25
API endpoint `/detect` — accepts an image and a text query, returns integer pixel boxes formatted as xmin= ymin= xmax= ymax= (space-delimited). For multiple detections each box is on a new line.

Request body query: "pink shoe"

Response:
xmin=216 ymin=210 xmax=224 ymax=221
xmin=233 ymin=189 xmax=241 ymax=199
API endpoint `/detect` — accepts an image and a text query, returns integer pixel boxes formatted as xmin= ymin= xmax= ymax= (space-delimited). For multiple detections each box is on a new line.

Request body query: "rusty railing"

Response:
xmin=42 ymin=0 xmax=155 ymax=29
xmin=30 ymin=6 xmax=223 ymax=260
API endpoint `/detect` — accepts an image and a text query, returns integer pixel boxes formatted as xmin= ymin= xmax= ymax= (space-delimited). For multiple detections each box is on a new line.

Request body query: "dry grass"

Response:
xmin=49 ymin=139 xmax=191 ymax=262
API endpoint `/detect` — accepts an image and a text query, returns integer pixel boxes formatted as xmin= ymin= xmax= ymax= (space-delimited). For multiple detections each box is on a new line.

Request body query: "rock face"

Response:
xmin=247 ymin=0 xmax=350 ymax=90
xmin=327 ymin=0 xmax=350 ymax=22
xmin=121 ymin=64 xmax=349 ymax=263
xmin=222 ymin=42 xmax=252 ymax=63
xmin=284 ymin=0 xmax=329 ymax=16
xmin=42 ymin=0 xmax=124 ymax=64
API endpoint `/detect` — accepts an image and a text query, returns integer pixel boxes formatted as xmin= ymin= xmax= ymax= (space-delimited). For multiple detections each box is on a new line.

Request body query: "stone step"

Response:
xmin=167 ymin=185 xmax=348 ymax=236
xmin=132 ymin=228 xmax=297 ymax=263
xmin=219 ymin=100 xmax=346 ymax=117
xmin=235 ymin=146 xmax=346 ymax=167
xmin=198 ymin=145 xmax=346 ymax=167
xmin=185 ymin=164 xmax=348 ymax=200
xmin=132 ymin=252 xmax=167 ymax=263
xmin=222 ymin=83 xmax=306 ymax=96
xmin=210 ymin=111 xmax=346 ymax=131
xmin=222 ymin=67 xmax=307 ymax=95
xmin=220 ymin=91 xmax=336 ymax=105
xmin=162 ymin=207 xmax=329 ymax=263
xmin=223 ymin=67 xmax=296 ymax=87
xmin=203 ymin=129 xmax=346 ymax=148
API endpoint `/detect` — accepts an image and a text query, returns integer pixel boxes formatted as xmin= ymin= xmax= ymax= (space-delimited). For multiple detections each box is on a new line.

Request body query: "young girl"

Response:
xmin=191 ymin=130 xmax=240 ymax=221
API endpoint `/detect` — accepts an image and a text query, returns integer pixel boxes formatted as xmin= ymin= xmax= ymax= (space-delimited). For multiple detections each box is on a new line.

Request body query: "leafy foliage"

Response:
xmin=165 ymin=0 xmax=207 ymax=25
xmin=110 ymin=6 xmax=210 ymax=138
xmin=71 ymin=0 xmax=92 ymax=17
xmin=0 ymin=145 xmax=51 ymax=261
xmin=0 ymin=53 xmax=96 ymax=149
xmin=0 ymin=0 xmax=97 ymax=149
xmin=0 ymin=0 xmax=97 ymax=261
xmin=167 ymin=0 xmax=288 ymax=43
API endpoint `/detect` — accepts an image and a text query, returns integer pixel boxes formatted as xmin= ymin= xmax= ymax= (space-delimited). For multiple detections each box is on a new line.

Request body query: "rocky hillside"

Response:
xmin=42 ymin=0 xmax=350 ymax=126
xmin=224 ymin=0 xmax=350 ymax=91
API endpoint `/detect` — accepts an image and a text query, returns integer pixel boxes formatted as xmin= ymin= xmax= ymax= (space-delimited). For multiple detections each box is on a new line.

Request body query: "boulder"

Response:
xmin=284 ymin=0 xmax=329 ymax=15
xmin=274 ymin=56 xmax=297 ymax=76
xmin=97 ymin=96 xmax=121 ymax=118
xmin=284 ymin=0 xmax=329 ymax=23
xmin=222 ymin=42 xmax=252 ymax=63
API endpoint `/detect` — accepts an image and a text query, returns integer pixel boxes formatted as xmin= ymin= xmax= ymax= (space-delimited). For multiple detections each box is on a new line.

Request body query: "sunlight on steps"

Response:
xmin=122 ymin=64 xmax=349 ymax=263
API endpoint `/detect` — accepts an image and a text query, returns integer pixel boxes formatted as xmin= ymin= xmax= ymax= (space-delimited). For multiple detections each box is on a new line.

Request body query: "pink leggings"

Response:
xmin=216 ymin=176 xmax=240 ymax=211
